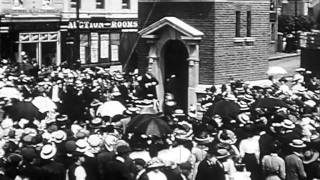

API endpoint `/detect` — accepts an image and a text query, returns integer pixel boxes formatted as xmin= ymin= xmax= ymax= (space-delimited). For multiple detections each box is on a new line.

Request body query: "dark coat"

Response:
xmin=195 ymin=159 xmax=225 ymax=180
xmin=105 ymin=157 xmax=133 ymax=180
xmin=41 ymin=160 xmax=66 ymax=180
xmin=20 ymin=162 xmax=43 ymax=180
xmin=83 ymin=156 xmax=100 ymax=180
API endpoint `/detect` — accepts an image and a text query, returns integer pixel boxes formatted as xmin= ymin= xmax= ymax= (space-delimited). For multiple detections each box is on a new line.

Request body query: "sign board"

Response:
xmin=67 ymin=20 xmax=138 ymax=30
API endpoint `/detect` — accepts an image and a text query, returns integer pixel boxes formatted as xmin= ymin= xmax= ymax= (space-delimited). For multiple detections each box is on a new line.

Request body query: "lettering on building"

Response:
xmin=67 ymin=20 xmax=138 ymax=29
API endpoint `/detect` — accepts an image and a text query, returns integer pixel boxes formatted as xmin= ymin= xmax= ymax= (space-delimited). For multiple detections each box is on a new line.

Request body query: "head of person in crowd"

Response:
xmin=289 ymin=139 xmax=307 ymax=154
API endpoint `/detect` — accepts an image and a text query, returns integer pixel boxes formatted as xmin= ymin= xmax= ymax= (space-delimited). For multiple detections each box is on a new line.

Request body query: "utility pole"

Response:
xmin=74 ymin=0 xmax=80 ymax=63
xmin=294 ymin=0 xmax=298 ymax=51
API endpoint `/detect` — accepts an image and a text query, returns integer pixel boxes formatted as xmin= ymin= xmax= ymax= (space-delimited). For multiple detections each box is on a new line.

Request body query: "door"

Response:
xmin=163 ymin=40 xmax=189 ymax=112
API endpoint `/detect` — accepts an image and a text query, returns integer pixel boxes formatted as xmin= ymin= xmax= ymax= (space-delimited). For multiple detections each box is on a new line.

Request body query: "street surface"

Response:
xmin=268 ymin=54 xmax=300 ymax=76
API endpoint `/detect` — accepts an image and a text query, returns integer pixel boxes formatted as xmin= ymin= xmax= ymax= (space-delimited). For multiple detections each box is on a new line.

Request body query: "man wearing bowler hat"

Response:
xmin=195 ymin=145 xmax=225 ymax=180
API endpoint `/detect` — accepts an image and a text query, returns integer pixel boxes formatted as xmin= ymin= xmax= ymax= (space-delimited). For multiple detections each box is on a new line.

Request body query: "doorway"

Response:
xmin=163 ymin=40 xmax=189 ymax=112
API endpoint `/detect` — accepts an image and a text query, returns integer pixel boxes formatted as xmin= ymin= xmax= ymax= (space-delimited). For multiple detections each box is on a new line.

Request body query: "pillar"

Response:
xmin=186 ymin=42 xmax=200 ymax=112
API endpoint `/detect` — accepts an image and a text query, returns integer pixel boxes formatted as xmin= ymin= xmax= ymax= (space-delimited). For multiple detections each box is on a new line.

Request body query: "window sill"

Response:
xmin=233 ymin=37 xmax=255 ymax=46
xmin=245 ymin=37 xmax=255 ymax=42
xmin=233 ymin=37 xmax=246 ymax=43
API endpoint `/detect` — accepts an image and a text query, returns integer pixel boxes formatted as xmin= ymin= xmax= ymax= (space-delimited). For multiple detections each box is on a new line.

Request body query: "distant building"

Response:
xmin=0 ymin=0 xmax=138 ymax=68
xmin=0 ymin=0 xmax=63 ymax=65
xmin=61 ymin=0 xmax=138 ymax=68
xmin=136 ymin=0 xmax=270 ymax=112
xmin=281 ymin=0 xmax=310 ymax=16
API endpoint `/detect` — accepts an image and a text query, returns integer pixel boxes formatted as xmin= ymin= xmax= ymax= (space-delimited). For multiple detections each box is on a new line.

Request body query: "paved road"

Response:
xmin=268 ymin=55 xmax=301 ymax=76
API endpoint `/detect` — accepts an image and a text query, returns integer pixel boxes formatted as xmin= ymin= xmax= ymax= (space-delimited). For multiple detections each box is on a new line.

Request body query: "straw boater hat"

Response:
xmin=215 ymin=148 xmax=231 ymax=159
xmin=217 ymin=130 xmax=237 ymax=145
xmin=172 ymin=109 xmax=185 ymax=117
xmin=56 ymin=114 xmax=68 ymax=123
xmin=51 ymin=130 xmax=67 ymax=144
xmin=289 ymin=139 xmax=307 ymax=149
xmin=87 ymin=134 xmax=102 ymax=149
xmin=40 ymin=144 xmax=57 ymax=160
xmin=281 ymin=119 xmax=295 ymax=129
xmin=174 ymin=121 xmax=193 ymax=140
xmin=303 ymin=149 xmax=319 ymax=164
xmin=76 ymin=139 xmax=90 ymax=153
xmin=147 ymin=157 xmax=165 ymax=169
xmin=194 ymin=132 xmax=214 ymax=145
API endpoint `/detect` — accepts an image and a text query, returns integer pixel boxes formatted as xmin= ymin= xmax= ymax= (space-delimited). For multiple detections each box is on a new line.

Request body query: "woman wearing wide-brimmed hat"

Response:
xmin=303 ymin=148 xmax=320 ymax=180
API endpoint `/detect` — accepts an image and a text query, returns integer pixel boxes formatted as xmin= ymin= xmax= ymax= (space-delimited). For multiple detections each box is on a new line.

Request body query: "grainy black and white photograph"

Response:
xmin=0 ymin=0 xmax=319 ymax=180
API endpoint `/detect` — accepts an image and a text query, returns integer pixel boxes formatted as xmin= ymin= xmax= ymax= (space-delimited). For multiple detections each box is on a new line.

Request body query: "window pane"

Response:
xmin=110 ymin=33 xmax=120 ymax=61
xmin=90 ymin=33 xmax=99 ymax=63
xmin=111 ymin=33 xmax=120 ymax=45
xmin=96 ymin=0 xmax=104 ymax=9
xmin=236 ymin=11 xmax=241 ymax=37
xmin=80 ymin=34 xmax=89 ymax=64
xmin=100 ymin=34 xmax=109 ymax=59
xmin=122 ymin=0 xmax=130 ymax=9
xmin=247 ymin=11 xmax=251 ymax=37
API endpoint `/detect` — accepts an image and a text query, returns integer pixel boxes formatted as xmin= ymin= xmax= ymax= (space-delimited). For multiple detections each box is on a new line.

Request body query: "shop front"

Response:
xmin=0 ymin=8 xmax=61 ymax=66
xmin=62 ymin=18 xmax=138 ymax=69
xmin=17 ymin=31 xmax=60 ymax=66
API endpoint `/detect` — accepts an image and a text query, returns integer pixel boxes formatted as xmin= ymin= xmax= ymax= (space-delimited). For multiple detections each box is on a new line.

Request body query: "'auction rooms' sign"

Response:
xmin=67 ymin=20 xmax=138 ymax=29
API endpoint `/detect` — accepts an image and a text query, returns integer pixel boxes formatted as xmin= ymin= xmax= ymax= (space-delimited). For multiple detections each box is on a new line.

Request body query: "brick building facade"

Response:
xmin=137 ymin=0 xmax=270 ymax=112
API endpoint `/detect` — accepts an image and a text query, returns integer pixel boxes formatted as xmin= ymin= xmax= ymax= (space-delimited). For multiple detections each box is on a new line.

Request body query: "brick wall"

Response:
xmin=213 ymin=1 xmax=270 ymax=84
xmin=138 ymin=0 xmax=270 ymax=84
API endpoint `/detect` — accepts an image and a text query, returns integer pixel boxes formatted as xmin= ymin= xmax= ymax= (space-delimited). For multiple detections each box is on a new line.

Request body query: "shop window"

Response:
xmin=122 ymin=0 xmax=130 ymax=9
xmin=80 ymin=34 xmax=89 ymax=64
xmin=246 ymin=11 xmax=251 ymax=37
xmin=96 ymin=0 xmax=104 ymax=9
xmin=79 ymin=32 xmax=120 ymax=64
xmin=70 ymin=0 xmax=81 ymax=9
xmin=13 ymin=0 xmax=23 ymax=8
xmin=235 ymin=11 xmax=241 ymax=37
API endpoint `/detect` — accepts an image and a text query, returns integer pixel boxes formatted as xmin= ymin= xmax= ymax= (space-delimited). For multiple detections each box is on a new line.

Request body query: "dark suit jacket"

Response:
xmin=195 ymin=159 xmax=225 ymax=180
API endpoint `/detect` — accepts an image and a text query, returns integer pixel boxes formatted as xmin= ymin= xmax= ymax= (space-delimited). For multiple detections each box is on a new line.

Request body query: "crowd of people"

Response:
xmin=0 ymin=57 xmax=320 ymax=180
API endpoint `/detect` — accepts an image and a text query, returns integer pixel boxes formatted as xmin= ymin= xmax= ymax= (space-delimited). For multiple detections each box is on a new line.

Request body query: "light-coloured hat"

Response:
xmin=215 ymin=148 xmax=231 ymax=159
xmin=289 ymin=139 xmax=306 ymax=148
xmin=147 ymin=158 xmax=165 ymax=168
xmin=1 ymin=117 xmax=13 ymax=129
xmin=295 ymin=68 xmax=306 ymax=72
xmin=51 ymin=130 xmax=67 ymax=143
xmin=40 ymin=144 xmax=57 ymax=160
xmin=76 ymin=139 xmax=90 ymax=153
xmin=172 ymin=109 xmax=185 ymax=117
xmin=217 ymin=130 xmax=237 ymax=145
xmin=88 ymin=134 xmax=102 ymax=148
xmin=281 ymin=119 xmax=295 ymax=129
xmin=303 ymin=149 xmax=319 ymax=164
xmin=238 ymin=113 xmax=250 ymax=124
xmin=103 ymin=134 xmax=118 ymax=151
